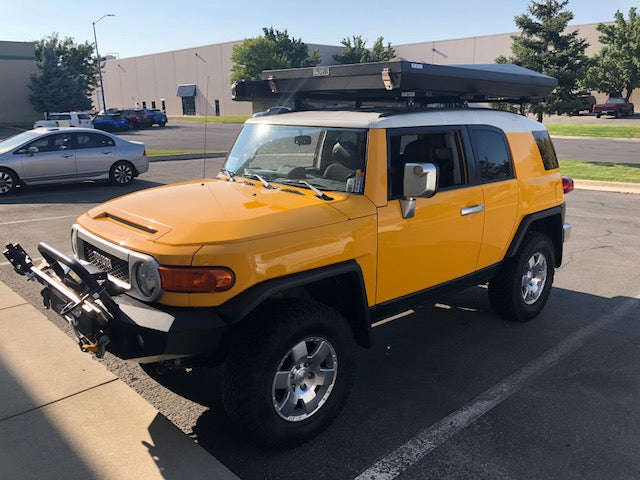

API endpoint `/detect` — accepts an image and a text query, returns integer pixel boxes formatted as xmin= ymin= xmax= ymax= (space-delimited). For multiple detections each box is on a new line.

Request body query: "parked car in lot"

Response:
xmin=119 ymin=109 xmax=153 ymax=129
xmin=92 ymin=114 xmax=130 ymax=132
xmin=0 ymin=127 xmax=148 ymax=195
xmin=252 ymin=105 xmax=292 ymax=117
xmin=593 ymin=96 xmax=635 ymax=118
xmin=33 ymin=112 xmax=93 ymax=129
xmin=144 ymin=108 xmax=168 ymax=127
xmin=571 ymin=93 xmax=596 ymax=115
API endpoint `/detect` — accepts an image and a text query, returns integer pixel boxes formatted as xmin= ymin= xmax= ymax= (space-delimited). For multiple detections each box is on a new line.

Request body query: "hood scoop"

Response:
xmin=106 ymin=213 xmax=158 ymax=234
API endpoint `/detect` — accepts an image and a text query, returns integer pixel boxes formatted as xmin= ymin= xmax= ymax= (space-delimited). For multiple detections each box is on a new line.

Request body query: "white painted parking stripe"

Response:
xmin=371 ymin=310 xmax=415 ymax=328
xmin=355 ymin=291 xmax=640 ymax=480
xmin=0 ymin=214 xmax=77 ymax=226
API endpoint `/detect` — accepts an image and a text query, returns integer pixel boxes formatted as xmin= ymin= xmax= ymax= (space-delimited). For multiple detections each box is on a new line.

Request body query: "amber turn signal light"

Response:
xmin=159 ymin=266 xmax=235 ymax=293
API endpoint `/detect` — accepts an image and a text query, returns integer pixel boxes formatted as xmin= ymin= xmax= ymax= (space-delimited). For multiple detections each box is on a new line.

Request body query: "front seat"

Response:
xmin=324 ymin=140 xmax=359 ymax=181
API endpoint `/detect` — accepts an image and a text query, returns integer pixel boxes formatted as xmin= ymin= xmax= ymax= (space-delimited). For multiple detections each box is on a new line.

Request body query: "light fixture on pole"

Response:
xmin=93 ymin=13 xmax=115 ymax=111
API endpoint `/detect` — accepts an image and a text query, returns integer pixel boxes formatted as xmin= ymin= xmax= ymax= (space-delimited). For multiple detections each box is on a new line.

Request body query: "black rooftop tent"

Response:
xmin=232 ymin=60 xmax=558 ymax=106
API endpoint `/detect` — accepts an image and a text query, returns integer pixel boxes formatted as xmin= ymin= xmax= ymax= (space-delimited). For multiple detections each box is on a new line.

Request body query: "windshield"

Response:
xmin=0 ymin=130 xmax=40 ymax=154
xmin=224 ymin=124 xmax=368 ymax=193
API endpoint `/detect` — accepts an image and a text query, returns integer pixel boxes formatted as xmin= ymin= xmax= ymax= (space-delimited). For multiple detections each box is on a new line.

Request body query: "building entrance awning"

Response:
xmin=176 ymin=84 xmax=196 ymax=97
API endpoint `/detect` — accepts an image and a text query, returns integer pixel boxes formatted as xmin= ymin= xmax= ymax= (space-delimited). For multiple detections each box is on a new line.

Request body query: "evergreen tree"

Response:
xmin=584 ymin=8 xmax=640 ymax=100
xmin=333 ymin=36 xmax=395 ymax=64
xmin=496 ymin=0 xmax=589 ymax=120
xmin=231 ymin=28 xmax=320 ymax=82
xmin=34 ymin=33 xmax=100 ymax=104
xmin=28 ymin=47 xmax=91 ymax=114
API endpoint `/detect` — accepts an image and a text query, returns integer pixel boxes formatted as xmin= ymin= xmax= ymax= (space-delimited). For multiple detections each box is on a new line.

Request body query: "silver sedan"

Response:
xmin=0 ymin=127 xmax=148 ymax=195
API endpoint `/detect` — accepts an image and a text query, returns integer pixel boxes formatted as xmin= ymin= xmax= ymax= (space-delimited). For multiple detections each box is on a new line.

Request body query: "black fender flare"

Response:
xmin=505 ymin=204 xmax=565 ymax=267
xmin=216 ymin=260 xmax=372 ymax=347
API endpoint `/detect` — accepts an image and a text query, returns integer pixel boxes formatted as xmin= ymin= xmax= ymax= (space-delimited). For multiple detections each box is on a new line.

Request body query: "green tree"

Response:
xmin=231 ymin=27 xmax=320 ymax=82
xmin=584 ymin=8 xmax=640 ymax=100
xmin=496 ymin=0 xmax=589 ymax=120
xmin=332 ymin=35 xmax=395 ymax=64
xmin=28 ymin=47 xmax=90 ymax=114
xmin=33 ymin=33 xmax=100 ymax=103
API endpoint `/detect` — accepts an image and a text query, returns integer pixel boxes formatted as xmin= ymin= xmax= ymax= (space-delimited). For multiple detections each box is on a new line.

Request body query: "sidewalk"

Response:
xmin=574 ymin=179 xmax=640 ymax=195
xmin=0 ymin=280 xmax=240 ymax=480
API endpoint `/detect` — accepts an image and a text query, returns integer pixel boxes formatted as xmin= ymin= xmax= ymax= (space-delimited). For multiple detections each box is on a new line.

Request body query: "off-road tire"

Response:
xmin=222 ymin=299 xmax=357 ymax=448
xmin=488 ymin=233 xmax=555 ymax=322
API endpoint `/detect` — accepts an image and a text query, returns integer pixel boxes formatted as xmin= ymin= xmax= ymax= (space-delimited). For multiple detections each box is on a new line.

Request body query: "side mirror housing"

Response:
xmin=403 ymin=163 xmax=437 ymax=198
xmin=27 ymin=146 xmax=39 ymax=157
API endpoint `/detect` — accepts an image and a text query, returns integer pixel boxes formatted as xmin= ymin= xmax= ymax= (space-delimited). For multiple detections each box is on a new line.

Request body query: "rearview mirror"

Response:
xmin=295 ymin=135 xmax=311 ymax=146
xmin=403 ymin=163 xmax=437 ymax=198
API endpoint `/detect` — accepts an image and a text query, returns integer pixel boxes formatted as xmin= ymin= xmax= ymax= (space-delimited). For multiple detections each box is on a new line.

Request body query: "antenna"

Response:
xmin=203 ymin=76 xmax=210 ymax=178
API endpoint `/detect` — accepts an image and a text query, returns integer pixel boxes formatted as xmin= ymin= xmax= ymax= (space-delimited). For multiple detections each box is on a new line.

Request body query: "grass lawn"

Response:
xmin=147 ymin=149 xmax=225 ymax=156
xmin=559 ymin=159 xmax=640 ymax=183
xmin=168 ymin=116 xmax=250 ymax=124
xmin=547 ymin=124 xmax=640 ymax=139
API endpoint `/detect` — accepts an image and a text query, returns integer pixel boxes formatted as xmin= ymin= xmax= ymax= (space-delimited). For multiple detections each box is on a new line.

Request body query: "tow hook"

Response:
xmin=81 ymin=335 xmax=110 ymax=358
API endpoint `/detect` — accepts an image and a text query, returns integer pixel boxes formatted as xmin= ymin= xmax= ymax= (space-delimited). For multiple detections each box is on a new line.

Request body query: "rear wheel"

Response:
xmin=0 ymin=168 xmax=18 ymax=195
xmin=222 ymin=299 xmax=356 ymax=447
xmin=489 ymin=233 xmax=555 ymax=322
xmin=127 ymin=121 xmax=135 ymax=130
xmin=109 ymin=161 xmax=135 ymax=185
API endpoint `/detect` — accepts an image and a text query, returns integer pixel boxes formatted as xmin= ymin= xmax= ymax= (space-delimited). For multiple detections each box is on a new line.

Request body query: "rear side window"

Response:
xmin=532 ymin=130 xmax=559 ymax=170
xmin=471 ymin=128 xmax=513 ymax=182
xmin=76 ymin=133 xmax=115 ymax=149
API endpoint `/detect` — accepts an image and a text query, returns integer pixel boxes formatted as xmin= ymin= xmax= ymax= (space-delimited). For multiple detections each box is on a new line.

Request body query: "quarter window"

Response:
xmin=532 ymin=130 xmax=559 ymax=170
xmin=472 ymin=129 xmax=512 ymax=182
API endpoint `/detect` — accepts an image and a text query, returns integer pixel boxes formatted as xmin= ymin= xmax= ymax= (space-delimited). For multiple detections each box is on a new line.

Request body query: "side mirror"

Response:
xmin=27 ymin=146 xmax=39 ymax=157
xmin=403 ymin=163 xmax=437 ymax=198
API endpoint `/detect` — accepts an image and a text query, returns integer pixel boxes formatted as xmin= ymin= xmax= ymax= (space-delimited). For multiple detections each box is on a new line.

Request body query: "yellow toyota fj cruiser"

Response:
xmin=5 ymin=61 xmax=573 ymax=447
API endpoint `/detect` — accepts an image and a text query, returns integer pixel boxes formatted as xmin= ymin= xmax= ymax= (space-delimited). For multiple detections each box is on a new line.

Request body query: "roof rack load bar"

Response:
xmin=231 ymin=60 xmax=557 ymax=106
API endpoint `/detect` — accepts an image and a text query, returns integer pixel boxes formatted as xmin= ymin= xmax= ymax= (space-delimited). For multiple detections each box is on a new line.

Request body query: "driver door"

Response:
xmin=19 ymin=132 xmax=76 ymax=182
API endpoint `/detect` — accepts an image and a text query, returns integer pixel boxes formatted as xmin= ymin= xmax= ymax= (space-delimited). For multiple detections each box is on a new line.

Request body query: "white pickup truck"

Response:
xmin=33 ymin=112 xmax=94 ymax=129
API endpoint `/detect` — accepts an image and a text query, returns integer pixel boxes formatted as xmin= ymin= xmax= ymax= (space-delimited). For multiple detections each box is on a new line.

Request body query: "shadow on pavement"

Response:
xmin=146 ymin=286 xmax=640 ymax=480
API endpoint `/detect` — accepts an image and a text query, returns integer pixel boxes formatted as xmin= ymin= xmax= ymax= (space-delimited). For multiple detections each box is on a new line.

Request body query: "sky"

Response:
xmin=3 ymin=0 xmax=639 ymax=59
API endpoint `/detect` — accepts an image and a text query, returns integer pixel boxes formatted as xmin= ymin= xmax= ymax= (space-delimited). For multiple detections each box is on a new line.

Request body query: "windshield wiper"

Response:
xmin=245 ymin=173 xmax=275 ymax=189
xmin=299 ymin=181 xmax=333 ymax=201
xmin=220 ymin=168 xmax=235 ymax=182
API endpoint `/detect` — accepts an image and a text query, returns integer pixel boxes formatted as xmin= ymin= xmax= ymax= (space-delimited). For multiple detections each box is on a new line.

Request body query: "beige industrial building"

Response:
xmin=99 ymin=22 xmax=630 ymax=117
xmin=0 ymin=41 xmax=39 ymax=124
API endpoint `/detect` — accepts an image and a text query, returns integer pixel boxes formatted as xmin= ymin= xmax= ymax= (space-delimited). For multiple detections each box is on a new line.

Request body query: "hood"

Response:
xmin=83 ymin=179 xmax=352 ymax=246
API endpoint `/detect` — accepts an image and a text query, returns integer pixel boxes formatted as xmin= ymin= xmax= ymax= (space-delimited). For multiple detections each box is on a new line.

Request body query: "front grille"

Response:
xmin=83 ymin=243 xmax=129 ymax=283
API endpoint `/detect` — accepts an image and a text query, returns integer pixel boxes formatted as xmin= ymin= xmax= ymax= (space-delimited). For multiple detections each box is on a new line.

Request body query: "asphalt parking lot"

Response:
xmin=1 ymin=158 xmax=639 ymax=480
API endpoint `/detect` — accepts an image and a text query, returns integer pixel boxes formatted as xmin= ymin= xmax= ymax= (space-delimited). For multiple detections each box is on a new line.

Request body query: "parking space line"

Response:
xmin=371 ymin=310 xmax=414 ymax=328
xmin=0 ymin=215 xmax=77 ymax=226
xmin=355 ymin=292 xmax=640 ymax=480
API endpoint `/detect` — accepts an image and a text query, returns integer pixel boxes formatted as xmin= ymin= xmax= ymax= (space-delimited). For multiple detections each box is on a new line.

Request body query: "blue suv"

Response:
xmin=145 ymin=109 xmax=167 ymax=127
xmin=92 ymin=113 xmax=129 ymax=132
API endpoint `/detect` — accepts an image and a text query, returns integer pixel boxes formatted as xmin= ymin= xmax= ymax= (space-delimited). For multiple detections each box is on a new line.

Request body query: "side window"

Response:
xmin=25 ymin=133 xmax=73 ymax=153
xmin=532 ymin=130 xmax=559 ymax=170
xmin=388 ymin=129 xmax=467 ymax=198
xmin=472 ymin=129 xmax=512 ymax=182
xmin=76 ymin=133 xmax=115 ymax=149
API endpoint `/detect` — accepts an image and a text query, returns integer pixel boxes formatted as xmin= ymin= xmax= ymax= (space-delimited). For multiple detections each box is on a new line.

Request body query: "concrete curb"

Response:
xmin=574 ymin=179 xmax=640 ymax=195
xmin=148 ymin=152 xmax=226 ymax=162
xmin=551 ymin=135 xmax=640 ymax=142
xmin=0 ymin=280 xmax=240 ymax=480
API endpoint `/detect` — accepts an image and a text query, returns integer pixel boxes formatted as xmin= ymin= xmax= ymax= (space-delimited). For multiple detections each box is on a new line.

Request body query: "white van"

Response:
xmin=33 ymin=112 xmax=93 ymax=129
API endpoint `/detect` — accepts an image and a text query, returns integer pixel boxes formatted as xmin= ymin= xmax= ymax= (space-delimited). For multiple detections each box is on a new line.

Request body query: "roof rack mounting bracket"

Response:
xmin=381 ymin=68 xmax=396 ymax=91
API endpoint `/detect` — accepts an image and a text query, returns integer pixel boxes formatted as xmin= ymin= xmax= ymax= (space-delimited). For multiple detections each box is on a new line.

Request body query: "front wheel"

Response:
xmin=222 ymin=299 xmax=356 ymax=447
xmin=109 ymin=161 xmax=135 ymax=185
xmin=489 ymin=233 xmax=556 ymax=322
xmin=0 ymin=168 xmax=19 ymax=195
xmin=158 ymin=121 xmax=166 ymax=127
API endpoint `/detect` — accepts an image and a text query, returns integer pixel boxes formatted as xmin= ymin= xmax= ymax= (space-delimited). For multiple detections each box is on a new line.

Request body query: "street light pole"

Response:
xmin=92 ymin=13 xmax=115 ymax=112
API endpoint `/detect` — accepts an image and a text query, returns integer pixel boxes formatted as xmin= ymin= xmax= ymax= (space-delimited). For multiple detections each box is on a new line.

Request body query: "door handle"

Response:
xmin=102 ymin=151 xmax=111 ymax=154
xmin=61 ymin=154 xmax=73 ymax=158
xmin=461 ymin=204 xmax=484 ymax=216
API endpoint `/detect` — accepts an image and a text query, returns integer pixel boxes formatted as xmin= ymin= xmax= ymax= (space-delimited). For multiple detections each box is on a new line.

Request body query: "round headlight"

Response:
xmin=134 ymin=262 xmax=159 ymax=298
